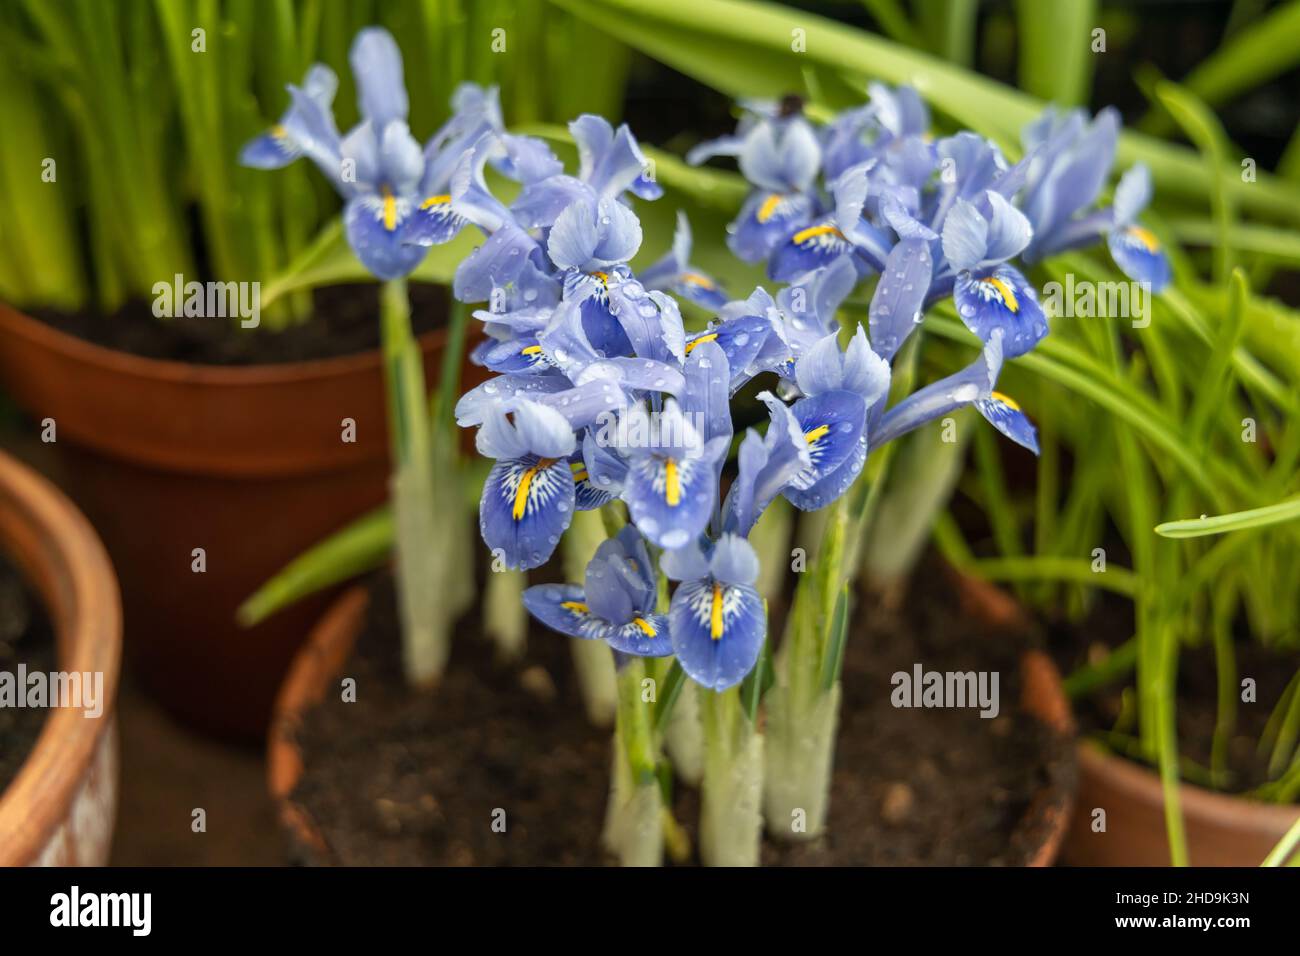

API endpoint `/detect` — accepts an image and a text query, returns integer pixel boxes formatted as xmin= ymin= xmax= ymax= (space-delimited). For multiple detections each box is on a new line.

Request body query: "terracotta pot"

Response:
xmin=0 ymin=450 xmax=122 ymax=866
xmin=1063 ymin=741 xmax=1300 ymax=866
xmin=0 ymin=301 xmax=472 ymax=740
xmin=271 ymin=571 xmax=1077 ymax=865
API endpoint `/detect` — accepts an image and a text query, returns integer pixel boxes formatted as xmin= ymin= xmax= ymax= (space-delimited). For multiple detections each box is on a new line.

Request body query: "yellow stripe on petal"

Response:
xmin=757 ymin=194 xmax=784 ymax=223
xmin=382 ymin=185 xmax=397 ymax=232
xmin=684 ymin=332 xmax=718 ymax=355
xmin=792 ymin=224 xmax=845 ymax=246
xmin=986 ymin=276 xmax=1019 ymax=313
xmin=1127 ymin=225 xmax=1161 ymax=252
xmin=561 ymin=601 xmax=589 ymax=614
xmin=664 ymin=458 xmax=681 ymax=506
xmin=420 ymin=193 xmax=451 ymax=210
xmin=990 ymin=391 xmax=1020 ymax=411
xmin=710 ymin=583 xmax=724 ymax=640
xmin=521 ymin=344 xmax=543 ymax=355
xmin=804 ymin=424 xmax=830 ymax=445
xmin=512 ymin=458 xmax=555 ymax=521
xmin=681 ymin=272 xmax=716 ymax=289
xmin=633 ymin=617 xmax=657 ymax=637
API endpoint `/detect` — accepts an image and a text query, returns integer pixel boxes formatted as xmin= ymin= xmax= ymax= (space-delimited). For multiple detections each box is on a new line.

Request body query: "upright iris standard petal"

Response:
xmin=350 ymin=28 xmax=409 ymax=131
xmin=479 ymin=454 xmax=576 ymax=570
xmin=523 ymin=583 xmax=606 ymax=639
xmin=953 ymin=265 xmax=1047 ymax=358
xmin=974 ymin=392 xmax=1040 ymax=454
xmin=669 ymin=578 xmax=765 ymax=691
xmin=1107 ymin=224 xmax=1170 ymax=292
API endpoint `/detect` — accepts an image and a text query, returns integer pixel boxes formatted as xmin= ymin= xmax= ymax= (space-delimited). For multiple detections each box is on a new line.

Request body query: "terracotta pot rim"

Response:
xmin=0 ymin=298 xmax=448 ymax=387
xmin=271 ymin=574 xmax=1077 ymax=866
xmin=1079 ymin=739 xmax=1300 ymax=830
xmin=0 ymin=450 xmax=122 ymax=865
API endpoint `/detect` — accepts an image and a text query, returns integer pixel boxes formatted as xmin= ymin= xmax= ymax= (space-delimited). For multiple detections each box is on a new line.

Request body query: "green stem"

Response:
xmin=1261 ymin=813 xmax=1300 ymax=867
xmin=602 ymin=658 xmax=663 ymax=866
xmin=380 ymin=278 xmax=445 ymax=685
xmin=700 ymin=686 xmax=764 ymax=866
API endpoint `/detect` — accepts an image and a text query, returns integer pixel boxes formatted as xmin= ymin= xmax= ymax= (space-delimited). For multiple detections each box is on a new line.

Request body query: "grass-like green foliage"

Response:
xmin=0 ymin=0 xmax=632 ymax=327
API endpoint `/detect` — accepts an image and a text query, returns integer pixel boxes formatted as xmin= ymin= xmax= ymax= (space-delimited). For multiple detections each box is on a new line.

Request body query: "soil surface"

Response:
xmin=29 ymin=283 xmax=447 ymax=366
xmin=291 ymin=575 xmax=611 ymax=866
xmin=0 ymin=553 xmax=57 ymax=796
xmin=1049 ymin=596 xmax=1300 ymax=794
xmin=760 ymin=571 xmax=1072 ymax=866
xmin=290 ymin=560 xmax=1072 ymax=866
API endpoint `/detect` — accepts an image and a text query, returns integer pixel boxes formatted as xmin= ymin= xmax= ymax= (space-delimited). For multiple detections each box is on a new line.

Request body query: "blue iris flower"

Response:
xmin=523 ymin=526 xmax=673 ymax=659
xmin=448 ymin=82 xmax=1150 ymax=699
xmin=821 ymin=82 xmax=931 ymax=180
xmin=689 ymin=110 xmax=822 ymax=264
xmin=240 ymin=29 xmax=532 ymax=281
xmin=940 ymin=191 xmax=1048 ymax=358
xmin=662 ymin=534 xmax=767 ymax=691
xmin=782 ymin=325 xmax=891 ymax=510
xmin=1016 ymin=109 xmax=1170 ymax=292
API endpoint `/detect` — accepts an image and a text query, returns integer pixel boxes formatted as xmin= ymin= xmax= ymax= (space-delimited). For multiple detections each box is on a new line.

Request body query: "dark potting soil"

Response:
xmin=0 ymin=553 xmax=58 ymax=796
xmin=289 ymin=575 xmax=611 ymax=866
xmin=759 ymin=571 xmax=1074 ymax=866
xmin=29 ymin=282 xmax=447 ymax=366
xmin=290 ymin=565 xmax=1072 ymax=866
xmin=1049 ymin=597 xmax=1300 ymax=794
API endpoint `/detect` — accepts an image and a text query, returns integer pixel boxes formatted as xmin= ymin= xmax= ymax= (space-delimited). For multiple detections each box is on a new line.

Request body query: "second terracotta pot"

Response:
xmin=0 ymin=450 xmax=122 ymax=866
xmin=1063 ymin=741 xmax=1300 ymax=866
xmin=0 ymin=301 xmax=456 ymax=740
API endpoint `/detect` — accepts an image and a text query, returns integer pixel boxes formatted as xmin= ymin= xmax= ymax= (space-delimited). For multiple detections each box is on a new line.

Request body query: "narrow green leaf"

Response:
xmin=819 ymin=584 xmax=851 ymax=692
xmin=1155 ymin=497 xmax=1300 ymax=539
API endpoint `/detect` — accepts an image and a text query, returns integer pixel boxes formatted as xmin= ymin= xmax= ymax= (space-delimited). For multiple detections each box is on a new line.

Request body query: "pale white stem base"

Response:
xmin=763 ymin=682 xmax=841 ymax=841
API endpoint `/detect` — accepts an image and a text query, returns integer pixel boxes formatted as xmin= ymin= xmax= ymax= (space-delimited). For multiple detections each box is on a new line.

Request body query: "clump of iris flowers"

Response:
xmin=448 ymin=80 xmax=1169 ymax=865
xmin=278 ymin=55 xmax=1156 ymax=864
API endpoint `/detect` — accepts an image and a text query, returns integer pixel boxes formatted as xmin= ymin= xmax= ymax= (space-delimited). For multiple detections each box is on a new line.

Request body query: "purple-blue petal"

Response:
xmin=479 ymin=455 xmax=575 ymax=570
xmin=523 ymin=583 xmax=605 ymax=639
xmin=669 ymin=579 xmax=766 ymax=691
xmin=953 ymin=266 xmax=1047 ymax=358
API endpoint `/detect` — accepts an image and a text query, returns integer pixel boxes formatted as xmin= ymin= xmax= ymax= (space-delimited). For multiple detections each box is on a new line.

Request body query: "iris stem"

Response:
xmin=700 ymin=686 xmax=764 ymax=866
xmin=380 ymin=277 xmax=446 ymax=685
xmin=602 ymin=657 xmax=664 ymax=866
